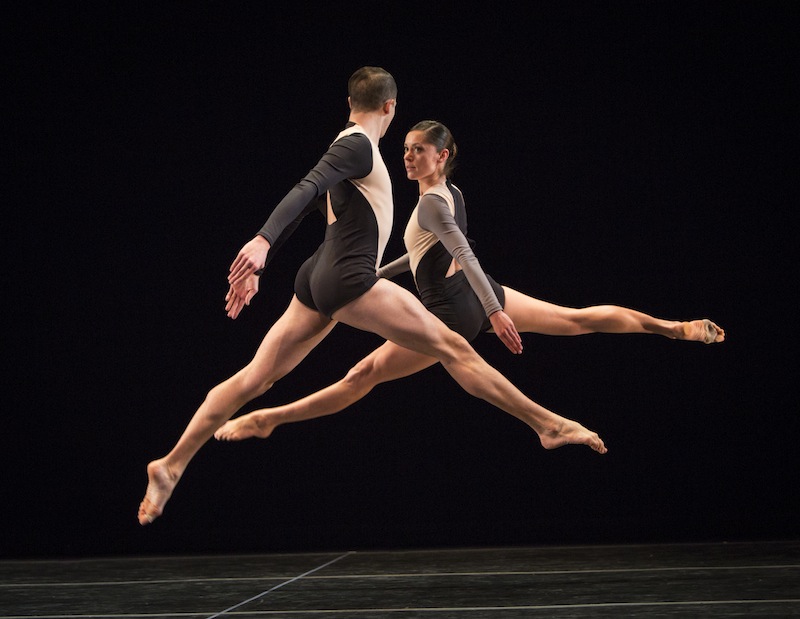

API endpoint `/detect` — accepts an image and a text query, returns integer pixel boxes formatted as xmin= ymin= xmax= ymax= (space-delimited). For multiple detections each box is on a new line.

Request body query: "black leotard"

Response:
xmin=257 ymin=123 xmax=393 ymax=318
xmin=377 ymin=180 xmax=505 ymax=341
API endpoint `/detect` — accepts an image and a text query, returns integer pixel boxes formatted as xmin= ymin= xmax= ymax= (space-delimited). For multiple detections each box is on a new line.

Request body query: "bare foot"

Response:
xmin=682 ymin=319 xmax=725 ymax=344
xmin=539 ymin=418 xmax=607 ymax=454
xmin=214 ymin=411 xmax=277 ymax=441
xmin=138 ymin=459 xmax=180 ymax=526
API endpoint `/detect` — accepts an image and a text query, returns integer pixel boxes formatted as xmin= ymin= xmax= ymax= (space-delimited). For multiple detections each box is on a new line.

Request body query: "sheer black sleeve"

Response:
xmin=256 ymin=133 xmax=373 ymax=263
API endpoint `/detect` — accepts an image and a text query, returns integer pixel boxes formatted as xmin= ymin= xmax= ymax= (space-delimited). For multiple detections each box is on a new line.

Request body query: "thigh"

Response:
xmin=248 ymin=295 xmax=337 ymax=381
xmin=333 ymin=279 xmax=459 ymax=360
xmin=500 ymin=287 xmax=585 ymax=335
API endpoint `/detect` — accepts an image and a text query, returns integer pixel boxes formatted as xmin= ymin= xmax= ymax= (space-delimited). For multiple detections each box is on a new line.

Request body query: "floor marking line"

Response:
xmin=0 ymin=597 xmax=798 ymax=618
xmin=204 ymin=551 xmax=354 ymax=619
xmin=5 ymin=563 xmax=797 ymax=588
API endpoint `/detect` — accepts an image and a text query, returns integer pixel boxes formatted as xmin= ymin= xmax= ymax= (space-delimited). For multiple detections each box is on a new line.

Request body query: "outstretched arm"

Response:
xmin=226 ymin=132 xmax=373 ymax=315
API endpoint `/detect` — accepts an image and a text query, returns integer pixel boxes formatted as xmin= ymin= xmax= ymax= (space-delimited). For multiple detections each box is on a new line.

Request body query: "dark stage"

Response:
xmin=3 ymin=541 xmax=799 ymax=617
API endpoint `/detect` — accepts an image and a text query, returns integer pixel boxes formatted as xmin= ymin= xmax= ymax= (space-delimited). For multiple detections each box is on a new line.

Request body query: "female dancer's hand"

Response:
xmin=489 ymin=310 xmax=523 ymax=354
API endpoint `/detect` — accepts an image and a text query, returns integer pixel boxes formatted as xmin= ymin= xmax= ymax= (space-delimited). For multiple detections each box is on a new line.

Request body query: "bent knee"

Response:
xmin=214 ymin=370 xmax=275 ymax=402
xmin=342 ymin=358 xmax=380 ymax=392
xmin=436 ymin=328 xmax=476 ymax=364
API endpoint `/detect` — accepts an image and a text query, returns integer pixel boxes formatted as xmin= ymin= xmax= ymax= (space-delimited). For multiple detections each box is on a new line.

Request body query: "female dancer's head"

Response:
xmin=403 ymin=120 xmax=458 ymax=183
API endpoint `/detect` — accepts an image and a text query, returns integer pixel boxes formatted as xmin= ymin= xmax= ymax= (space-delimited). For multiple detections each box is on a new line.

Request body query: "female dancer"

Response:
xmin=214 ymin=120 xmax=724 ymax=442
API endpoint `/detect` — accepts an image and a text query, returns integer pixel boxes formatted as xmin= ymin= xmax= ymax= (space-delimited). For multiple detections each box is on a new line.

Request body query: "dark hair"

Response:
xmin=410 ymin=120 xmax=458 ymax=177
xmin=348 ymin=66 xmax=397 ymax=112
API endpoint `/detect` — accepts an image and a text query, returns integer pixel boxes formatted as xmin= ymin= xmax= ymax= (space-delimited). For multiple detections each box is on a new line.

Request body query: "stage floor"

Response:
xmin=2 ymin=540 xmax=799 ymax=618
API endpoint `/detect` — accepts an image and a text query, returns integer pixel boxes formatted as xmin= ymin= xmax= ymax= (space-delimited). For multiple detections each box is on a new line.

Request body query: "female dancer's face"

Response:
xmin=403 ymin=130 xmax=446 ymax=182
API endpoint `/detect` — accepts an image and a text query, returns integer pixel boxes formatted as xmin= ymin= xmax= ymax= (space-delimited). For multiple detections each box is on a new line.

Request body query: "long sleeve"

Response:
xmin=376 ymin=253 xmax=411 ymax=279
xmin=257 ymin=132 xmax=373 ymax=262
xmin=417 ymin=194 xmax=502 ymax=317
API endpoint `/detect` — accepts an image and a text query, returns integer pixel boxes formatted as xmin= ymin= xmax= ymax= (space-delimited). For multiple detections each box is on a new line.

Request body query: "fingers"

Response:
xmin=496 ymin=326 xmax=522 ymax=354
xmin=229 ymin=237 xmax=270 ymax=284
xmin=227 ymin=297 xmax=244 ymax=319
xmin=228 ymin=264 xmax=252 ymax=286
xmin=225 ymin=285 xmax=246 ymax=319
xmin=225 ymin=276 xmax=259 ymax=319
xmin=229 ymin=254 xmax=245 ymax=276
xmin=501 ymin=323 xmax=523 ymax=354
xmin=228 ymin=248 xmax=254 ymax=284
xmin=233 ymin=277 xmax=257 ymax=303
xmin=489 ymin=311 xmax=523 ymax=354
xmin=502 ymin=330 xmax=523 ymax=354
xmin=226 ymin=238 xmax=267 ymax=317
xmin=229 ymin=260 xmax=264 ymax=286
xmin=228 ymin=254 xmax=258 ymax=285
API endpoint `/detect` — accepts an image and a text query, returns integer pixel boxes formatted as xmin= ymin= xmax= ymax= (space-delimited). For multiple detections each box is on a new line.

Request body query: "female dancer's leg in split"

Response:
xmin=215 ymin=340 xmax=437 ymax=441
xmin=500 ymin=288 xmax=725 ymax=342
xmin=216 ymin=285 xmax=723 ymax=443
xmin=217 ymin=279 xmax=607 ymax=453
xmin=138 ymin=296 xmax=336 ymax=525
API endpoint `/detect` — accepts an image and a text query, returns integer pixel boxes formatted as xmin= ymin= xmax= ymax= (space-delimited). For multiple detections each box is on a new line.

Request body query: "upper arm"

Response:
xmin=417 ymin=195 xmax=471 ymax=258
xmin=257 ymin=134 xmax=372 ymax=246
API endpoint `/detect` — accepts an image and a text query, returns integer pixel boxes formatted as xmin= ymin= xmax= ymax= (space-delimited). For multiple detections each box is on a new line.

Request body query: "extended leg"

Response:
xmin=501 ymin=287 xmax=725 ymax=342
xmin=138 ymin=297 xmax=335 ymax=525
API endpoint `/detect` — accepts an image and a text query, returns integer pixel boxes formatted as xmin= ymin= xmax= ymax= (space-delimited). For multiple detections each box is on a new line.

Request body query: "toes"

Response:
xmin=702 ymin=319 xmax=724 ymax=344
xmin=138 ymin=497 xmax=160 ymax=525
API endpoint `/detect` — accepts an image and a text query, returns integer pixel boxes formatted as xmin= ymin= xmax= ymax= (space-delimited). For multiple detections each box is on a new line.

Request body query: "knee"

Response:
xmin=209 ymin=370 xmax=275 ymax=404
xmin=342 ymin=357 xmax=379 ymax=394
xmin=449 ymin=329 xmax=474 ymax=354
xmin=439 ymin=329 xmax=478 ymax=366
xmin=560 ymin=308 xmax=594 ymax=335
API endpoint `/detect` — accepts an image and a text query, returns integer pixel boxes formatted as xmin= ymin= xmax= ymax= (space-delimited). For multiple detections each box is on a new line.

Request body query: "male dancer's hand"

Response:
xmin=489 ymin=310 xmax=523 ymax=354
xmin=229 ymin=236 xmax=270 ymax=285
xmin=225 ymin=274 xmax=259 ymax=319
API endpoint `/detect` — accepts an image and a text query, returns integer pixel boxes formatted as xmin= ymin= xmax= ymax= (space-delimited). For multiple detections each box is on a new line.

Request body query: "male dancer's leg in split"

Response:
xmin=140 ymin=282 xmax=608 ymax=525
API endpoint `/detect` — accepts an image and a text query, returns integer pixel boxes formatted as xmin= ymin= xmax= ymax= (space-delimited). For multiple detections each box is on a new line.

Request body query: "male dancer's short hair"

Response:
xmin=348 ymin=66 xmax=397 ymax=112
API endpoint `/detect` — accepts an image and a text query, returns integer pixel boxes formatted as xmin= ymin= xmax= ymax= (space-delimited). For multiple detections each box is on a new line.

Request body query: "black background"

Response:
xmin=4 ymin=1 xmax=798 ymax=559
